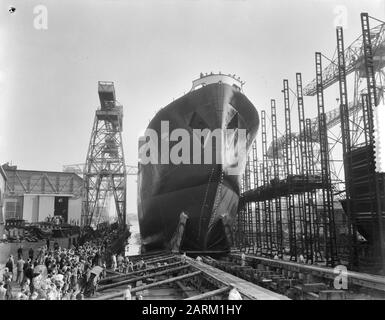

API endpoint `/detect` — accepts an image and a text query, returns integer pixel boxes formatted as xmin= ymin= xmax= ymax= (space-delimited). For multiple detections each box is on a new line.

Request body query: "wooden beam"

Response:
xmin=100 ymin=261 xmax=182 ymax=284
xmin=93 ymin=271 xmax=202 ymax=300
xmin=97 ymin=265 xmax=190 ymax=291
xmin=140 ymin=254 xmax=177 ymax=264
xmin=128 ymin=250 xmax=169 ymax=261
xmin=184 ymin=286 xmax=231 ymax=300
xmin=175 ymin=281 xmax=198 ymax=298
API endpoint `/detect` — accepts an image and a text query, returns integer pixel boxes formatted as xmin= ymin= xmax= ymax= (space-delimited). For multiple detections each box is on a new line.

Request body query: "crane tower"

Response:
xmin=81 ymin=81 xmax=127 ymax=228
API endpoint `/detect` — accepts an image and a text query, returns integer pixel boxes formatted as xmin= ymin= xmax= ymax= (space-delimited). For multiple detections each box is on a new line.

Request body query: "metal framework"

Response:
xmin=261 ymin=110 xmax=273 ymax=253
xmin=296 ymin=73 xmax=315 ymax=263
xmin=81 ymin=81 xmax=127 ymax=228
xmin=235 ymin=12 xmax=384 ymax=274
xmin=315 ymin=52 xmax=338 ymax=266
xmin=283 ymin=80 xmax=297 ymax=261
xmin=271 ymin=99 xmax=283 ymax=257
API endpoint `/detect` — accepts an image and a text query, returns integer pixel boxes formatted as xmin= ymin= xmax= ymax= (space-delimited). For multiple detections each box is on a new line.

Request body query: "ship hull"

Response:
xmin=138 ymin=82 xmax=259 ymax=252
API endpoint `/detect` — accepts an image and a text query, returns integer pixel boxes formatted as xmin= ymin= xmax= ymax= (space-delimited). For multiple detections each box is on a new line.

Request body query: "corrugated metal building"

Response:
xmin=2 ymin=164 xmax=83 ymax=225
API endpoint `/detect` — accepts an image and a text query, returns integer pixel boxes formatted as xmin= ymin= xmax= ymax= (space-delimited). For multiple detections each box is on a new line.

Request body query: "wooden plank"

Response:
xmin=100 ymin=261 xmax=182 ymax=284
xmin=143 ymin=255 xmax=177 ymax=264
xmin=175 ymin=281 xmax=199 ymax=298
xmin=184 ymin=287 xmax=231 ymax=300
xmin=97 ymin=265 xmax=190 ymax=291
xmin=186 ymin=258 xmax=290 ymax=300
xmin=231 ymin=253 xmax=385 ymax=292
xmin=93 ymin=271 xmax=202 ymax=300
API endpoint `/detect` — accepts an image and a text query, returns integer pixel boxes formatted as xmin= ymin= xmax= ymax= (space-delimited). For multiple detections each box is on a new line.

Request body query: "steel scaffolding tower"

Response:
xmin=296 ymin=73 xmax=315 ymax=263
xmin=315 ymin=53 xmax=338 ymax=266
xmin=283 ymin=80 xmax=297 ymax=261
xmin=271 ymin=99 xmax=283 ymax=257
xmin=336 ymin=26 xmax=357 ymax=267
xmin=252 ymin=140 xmax=262 ymax=252
xmin=361 ymin=13 xmax=385 ymax=270
xmin=261 ymin=110 xmax=273 ymax=253
xmin=235 ymin=12 xmax=384 ymax=274
xmin=81 ymin=81 xmax=127 ymax=228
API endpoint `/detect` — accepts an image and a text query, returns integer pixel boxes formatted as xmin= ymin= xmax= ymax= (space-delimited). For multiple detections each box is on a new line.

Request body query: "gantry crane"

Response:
xmin=268 ymin=17 xmax=385 ymax=157
xmin=81 ymin=82 xmax=128 ymax=228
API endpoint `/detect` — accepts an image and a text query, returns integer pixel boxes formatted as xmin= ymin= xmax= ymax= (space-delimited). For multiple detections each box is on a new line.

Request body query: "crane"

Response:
xmin=267 ymin=17 xmax=385 ymax=159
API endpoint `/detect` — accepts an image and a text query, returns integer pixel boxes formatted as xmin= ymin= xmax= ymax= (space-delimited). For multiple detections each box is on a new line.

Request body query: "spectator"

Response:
xmin=16 ymin=257 xmax=25 ymax=284
xmin=0 ymin=282 xmax=6 ymax=300
xmin=3 ymin=268 xmax=13 ymax=300
xmin=17 ymin=245 xmax=23 ymax=259
xmin=181 ymin=252 xmax=187 ymax=264
xmin=29 ymin=247 xmax=34 ymax=261
xmin=228 ymin=284 xmax=242 ymax=300
xmin=123 ymin=285 xmax=132 ymax=300
xmin=241 ymin=253 xmax=246 ymax=267
xmin=111 ymin=254 xmax=117 ymax=271
xmin=5 ymin=256 xmax=14 ymax=276
xmin=117 ymin=254 xmax=124 ymax=272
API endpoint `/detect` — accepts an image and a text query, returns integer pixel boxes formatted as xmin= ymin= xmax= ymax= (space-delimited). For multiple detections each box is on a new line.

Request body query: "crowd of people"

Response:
xmin=1 ymin=239 xmax=109 ymax=300
xmin=0 ymin=225 xmax=244 ymax=300
xmin=0 ymin=224 xmax=133 ymax=300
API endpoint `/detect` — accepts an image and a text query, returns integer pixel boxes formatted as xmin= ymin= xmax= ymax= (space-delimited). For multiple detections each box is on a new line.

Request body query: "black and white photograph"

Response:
xmin=0 ymin=0 xmax=385 ymax=306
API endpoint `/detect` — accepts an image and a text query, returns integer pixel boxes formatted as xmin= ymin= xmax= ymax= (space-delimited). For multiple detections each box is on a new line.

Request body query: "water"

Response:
xmin=127 ymin=218 xmax=141 ymax=256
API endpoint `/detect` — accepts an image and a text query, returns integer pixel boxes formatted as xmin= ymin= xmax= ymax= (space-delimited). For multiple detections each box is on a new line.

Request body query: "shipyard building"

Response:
xmin=1 ymin=164 xmax=83 ymax=225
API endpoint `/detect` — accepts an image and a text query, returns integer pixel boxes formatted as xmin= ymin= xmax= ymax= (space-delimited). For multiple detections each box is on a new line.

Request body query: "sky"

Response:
xmin=0 ymin=0 xmax=384 ymax=214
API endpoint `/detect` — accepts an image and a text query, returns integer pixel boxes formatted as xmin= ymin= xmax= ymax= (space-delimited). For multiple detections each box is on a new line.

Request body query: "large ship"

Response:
xmin=137 ymin=73 xmax=259 ymax=253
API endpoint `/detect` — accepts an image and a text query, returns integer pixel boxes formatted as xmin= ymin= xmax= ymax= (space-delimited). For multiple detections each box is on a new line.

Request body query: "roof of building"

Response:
xmin=2 ymin=163 xmax=83 ymax=181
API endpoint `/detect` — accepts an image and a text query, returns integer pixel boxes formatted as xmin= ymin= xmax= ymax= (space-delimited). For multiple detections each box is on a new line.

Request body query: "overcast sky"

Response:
xmin=0 ymin=0 xmax=384 ymax=213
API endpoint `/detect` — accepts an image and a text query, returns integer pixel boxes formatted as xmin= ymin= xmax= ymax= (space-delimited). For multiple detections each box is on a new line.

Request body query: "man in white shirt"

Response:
xmin=228 ymin=283 xmax=242 ymax=300
xmin=123 ymin=284 xmax=132 ymax=300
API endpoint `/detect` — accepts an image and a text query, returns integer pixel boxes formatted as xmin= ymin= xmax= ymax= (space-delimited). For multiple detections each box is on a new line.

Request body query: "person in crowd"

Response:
xmin=3 ymin=268 xmax=13 ymax=300
xmin=117 ymin=254 xmax=124 ymax=273
xmin=5 ymin=256 xmax=14 ymax=279
xmin=29 ymin=247 xmax=34 ymax=261
xmin=111 ymin=254 xmax=117 ymax=271
xmin=16 ymin=256 xmax=25 ymax=284
xmin=228 ymin=283 xmax=242 ymax=300
xmin=122 ymin=257 xmax=129 ymax=274
xmin=17 ymin=245 xmax=23 ymax=259
xmin=241 ymin=253 xmax=246 ymax=267
xmin=0 ymin=281 xmax=6 ymax=300
xmin=123 ymin=284 xmax=132 ymax=300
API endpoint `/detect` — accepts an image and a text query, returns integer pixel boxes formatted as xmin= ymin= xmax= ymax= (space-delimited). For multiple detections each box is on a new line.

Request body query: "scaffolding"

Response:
xmin=236 ymin=12 xmax=385 ymax=274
